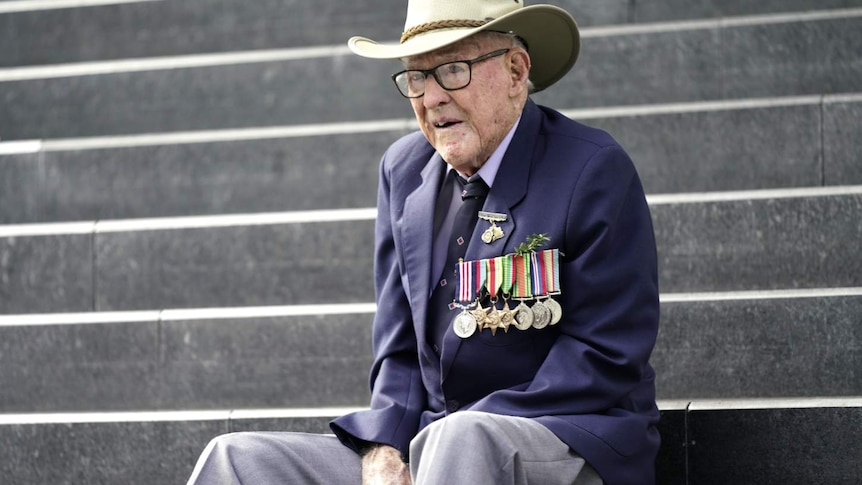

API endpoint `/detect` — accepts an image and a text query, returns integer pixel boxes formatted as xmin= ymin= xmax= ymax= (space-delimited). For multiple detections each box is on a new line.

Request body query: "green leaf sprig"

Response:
xmin=513 ymin=233 xmax=550 ymax=256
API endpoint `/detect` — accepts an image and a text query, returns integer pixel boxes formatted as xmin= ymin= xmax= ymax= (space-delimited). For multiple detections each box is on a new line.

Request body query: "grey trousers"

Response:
xmin=187 ymin=411 xmax=602 ymax=485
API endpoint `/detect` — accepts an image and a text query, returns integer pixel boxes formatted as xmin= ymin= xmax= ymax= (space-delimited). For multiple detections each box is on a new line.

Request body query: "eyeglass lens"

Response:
xmin=392 ymin=49 xmax=509 ymax=98
xmin=397 ymin=62 xmax=469 ymax=97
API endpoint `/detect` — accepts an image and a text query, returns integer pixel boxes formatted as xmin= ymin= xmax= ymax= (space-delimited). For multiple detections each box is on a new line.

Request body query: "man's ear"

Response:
xmin=508 ymin=49 xmax=531 ymax=95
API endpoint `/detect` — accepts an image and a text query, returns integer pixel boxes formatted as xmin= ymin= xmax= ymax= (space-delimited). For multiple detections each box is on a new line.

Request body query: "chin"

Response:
xmin=439 ymin=147 xmax=477 ymax=169
xmin=441 ymin=153 xmax=469 ymax=170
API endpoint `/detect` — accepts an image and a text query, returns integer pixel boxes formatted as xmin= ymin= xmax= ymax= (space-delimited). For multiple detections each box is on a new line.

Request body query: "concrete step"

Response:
xmin=2 ymin=399 xmax=860 ymax=485
xmin=0 ymin=290 xmax=858 ymax=413
xmin=1 ymin=187 xmax=860 ymax=314
xmin=0 ymin=407 xmax=358 ymax=485
xmin=540 ymin=10 xmax=862 ymax=111
xmin=0 ymin=307 xmax=375 ymax=413
xmin=0 ymin=214 xmax=380 ymax=315
xmin=0 ymin=127 xmax=406 ymax=224
xmin=2 ymin=94 xmax=860 ymax=224
xmin=1 ymin=10 xmax=860 ymax=139
xmin=654 ymin=289 xmax=862 ymax=399
xmin=5 ymin=0 xmax=860 ymax=67
xmin=650 ymin=187 xmax=862 ymax=293
xmin=682 ymin=399 xmax=862 ymax=485
xmin=0 ymin=0 xmax=404 ymax=67
xmin=633 ymin=0 xmax=862 ymax=22
xmin=587 ymin=94 xmax=862 ymax=193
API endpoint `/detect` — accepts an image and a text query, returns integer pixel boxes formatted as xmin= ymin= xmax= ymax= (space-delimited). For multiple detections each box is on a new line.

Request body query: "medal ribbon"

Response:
xmin=531 ymin=251 xmax=548 ymax=297
xmin=486 ymin=257 xmax=503 ymax=299
xmin=456 ymin=260 xmax=473 ymax=303
xmin=512 ymin=254 xmax=532 ymax=299
xmin=542 ymin=249 xmax=561 ymax=294
xmin=473 ymin=259 xmax=487 ymax=300
xmin=499 ymin=255 xmax=514 ymax=295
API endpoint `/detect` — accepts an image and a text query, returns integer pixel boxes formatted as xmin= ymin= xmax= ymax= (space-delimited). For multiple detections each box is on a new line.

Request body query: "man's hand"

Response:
xmin=361 ymin=444 xmax=411 ymax=485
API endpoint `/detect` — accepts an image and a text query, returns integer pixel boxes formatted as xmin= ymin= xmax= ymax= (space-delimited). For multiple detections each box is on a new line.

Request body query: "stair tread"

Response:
xmin=2 ymin=14 xmax=861 ymax=139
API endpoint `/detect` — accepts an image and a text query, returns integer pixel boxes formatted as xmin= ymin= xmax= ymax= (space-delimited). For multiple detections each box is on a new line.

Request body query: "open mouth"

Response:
xmin=434 ymin=121 xmax=460 ymax=129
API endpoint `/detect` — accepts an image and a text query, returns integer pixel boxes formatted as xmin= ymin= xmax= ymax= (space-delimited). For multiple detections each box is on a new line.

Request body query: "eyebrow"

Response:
xmin=404 ymin=56 xmax=451 ymax=69
xmin=405 ymin=50 xmax=480 ymax=69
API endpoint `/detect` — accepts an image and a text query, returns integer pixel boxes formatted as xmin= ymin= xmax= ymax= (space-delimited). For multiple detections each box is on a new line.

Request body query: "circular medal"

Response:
xmin=531 ymin=301 xmax=551 ymax=329
xmin=453 ymin=311 xmax=477 ymax=338
xmin=481 ymin=224 xmax=504 ymax=244
xmin=513 ymin=302 xmax=533 ymax=330
xmin=545 ymin=298 xmax=562 ymax=325
xmin=481 ymin=227 xmax=494 ymax=244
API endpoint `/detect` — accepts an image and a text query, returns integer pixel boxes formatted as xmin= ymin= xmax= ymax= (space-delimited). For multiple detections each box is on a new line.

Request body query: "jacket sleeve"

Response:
xmin=330 ymin=149 xmax=427 ymax=458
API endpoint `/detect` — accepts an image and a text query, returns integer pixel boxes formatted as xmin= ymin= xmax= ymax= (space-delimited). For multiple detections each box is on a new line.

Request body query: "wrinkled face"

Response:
xmin=404 ymin=36 xmax=529 ymax=176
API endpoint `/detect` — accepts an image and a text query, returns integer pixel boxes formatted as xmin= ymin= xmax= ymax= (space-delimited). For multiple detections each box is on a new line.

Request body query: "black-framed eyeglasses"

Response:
xmin=391 ymin=49 xmax=510 ymax=99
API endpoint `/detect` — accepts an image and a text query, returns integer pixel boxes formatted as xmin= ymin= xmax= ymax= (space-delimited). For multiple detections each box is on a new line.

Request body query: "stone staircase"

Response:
xmin=1 ymin=1 xmax=860 ymax=483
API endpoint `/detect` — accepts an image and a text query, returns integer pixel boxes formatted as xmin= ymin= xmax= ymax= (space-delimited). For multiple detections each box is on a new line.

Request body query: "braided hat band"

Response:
xmin=401 ymin=19 xmax=488 ymax=44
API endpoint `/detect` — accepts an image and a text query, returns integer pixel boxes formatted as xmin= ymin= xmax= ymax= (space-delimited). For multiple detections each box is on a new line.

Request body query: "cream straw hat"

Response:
xmin=348 ymin=0 xmax=580 ymax=92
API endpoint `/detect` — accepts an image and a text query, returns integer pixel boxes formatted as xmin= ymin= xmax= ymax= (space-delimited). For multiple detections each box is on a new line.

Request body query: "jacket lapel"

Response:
xmin=401 ymin=153 xmax=446 ymax=340
xmin=441 ymin=100 xmax=542 ymax=380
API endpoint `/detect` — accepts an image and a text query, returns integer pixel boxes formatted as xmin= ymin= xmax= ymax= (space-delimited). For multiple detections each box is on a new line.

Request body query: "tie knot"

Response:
xmin=458 ymin=176 xmax=489 ymax=200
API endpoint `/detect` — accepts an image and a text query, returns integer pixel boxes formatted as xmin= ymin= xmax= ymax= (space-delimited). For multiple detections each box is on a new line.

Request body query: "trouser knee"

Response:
xmin=411 ymin=411 xmax=503 ymax=455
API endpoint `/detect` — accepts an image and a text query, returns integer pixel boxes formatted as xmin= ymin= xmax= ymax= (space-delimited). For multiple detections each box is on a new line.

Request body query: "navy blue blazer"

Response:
xmin=332 ymin=100 xmax=661 ymax=485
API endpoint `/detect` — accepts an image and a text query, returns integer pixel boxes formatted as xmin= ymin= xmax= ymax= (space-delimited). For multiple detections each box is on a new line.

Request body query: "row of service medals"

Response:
xmin=451 ymin=248 xmax=562 ymax=339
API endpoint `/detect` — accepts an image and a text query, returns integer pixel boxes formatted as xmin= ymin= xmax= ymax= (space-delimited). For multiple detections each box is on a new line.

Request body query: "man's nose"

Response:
xmin=423 ymin=74 xmax=450 ymax=107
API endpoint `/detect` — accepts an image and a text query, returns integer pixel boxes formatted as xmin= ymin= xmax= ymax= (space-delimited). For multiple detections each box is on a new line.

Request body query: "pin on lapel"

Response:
xmin=478 ymin=211 xmax=507 ymax=244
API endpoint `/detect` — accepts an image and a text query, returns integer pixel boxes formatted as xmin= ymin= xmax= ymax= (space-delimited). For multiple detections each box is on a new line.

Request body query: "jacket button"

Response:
xmin=432 ymin=344 xmax=440 ymax=355
xmin=446 ymin=400 xmax=459 ymax=413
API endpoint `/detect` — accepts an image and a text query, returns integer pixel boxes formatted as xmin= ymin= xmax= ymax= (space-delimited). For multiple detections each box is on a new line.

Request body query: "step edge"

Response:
xmin=3 ymin=92 xmax=856 ymax=153
xmin=1 ymin=288 xmax=860 ymax=326
xmin=3 ymin=398 xmax=861 ymax=425
xmin=0 ymin=0 xmax=159 ymax=15
xmin=1 ymin=184 xmax=861 ymax=237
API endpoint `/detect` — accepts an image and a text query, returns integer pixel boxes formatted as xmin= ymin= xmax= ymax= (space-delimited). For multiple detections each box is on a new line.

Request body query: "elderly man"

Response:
xmin=187 ymin=1 xmax=660 ymax=484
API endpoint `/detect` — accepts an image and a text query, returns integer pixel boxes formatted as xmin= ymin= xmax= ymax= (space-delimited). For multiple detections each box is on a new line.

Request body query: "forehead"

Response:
xmin=403 ymin=37 xmax=484 ymax=69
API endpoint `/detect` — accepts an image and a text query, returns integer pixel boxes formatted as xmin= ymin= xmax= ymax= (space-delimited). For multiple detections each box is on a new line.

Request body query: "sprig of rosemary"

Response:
xmin=513 ymin=233 xmax=550 ymax=256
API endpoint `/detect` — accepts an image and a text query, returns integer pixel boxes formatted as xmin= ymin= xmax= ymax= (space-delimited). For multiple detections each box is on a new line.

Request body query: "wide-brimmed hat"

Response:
xmin=348 ymin=0 xmax=580 ymax=92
